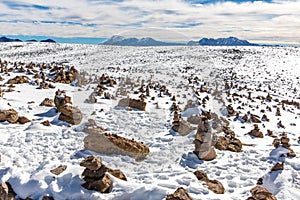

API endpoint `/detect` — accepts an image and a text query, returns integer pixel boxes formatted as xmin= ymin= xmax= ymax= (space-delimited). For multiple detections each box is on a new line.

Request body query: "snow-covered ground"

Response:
xmin=0 ymin=42 xmax=299 ymax=200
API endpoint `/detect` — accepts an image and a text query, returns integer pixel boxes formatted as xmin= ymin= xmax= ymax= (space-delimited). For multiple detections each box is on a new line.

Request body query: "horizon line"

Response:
xmin=1 ymin=35 xmax=300 ymax=47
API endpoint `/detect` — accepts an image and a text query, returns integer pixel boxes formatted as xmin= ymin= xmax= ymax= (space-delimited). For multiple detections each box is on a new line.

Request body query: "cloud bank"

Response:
xmin=1 ymin=0 xmax=300 ymax=44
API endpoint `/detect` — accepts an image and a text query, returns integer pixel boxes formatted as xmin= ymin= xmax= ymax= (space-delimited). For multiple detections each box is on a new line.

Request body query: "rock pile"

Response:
xmin=194 ymin=118 xmax=217 ymax=161
xmin=54 ymin=90 xmax=82 ymax=125
xmin=84 ymin=133 xmax=150 ymax=161
xmin=246 ymin=186 xmax=277 ymax=200
xmin=83 ymin=119 xmax=107 ymax=134
xmin=272 ymin=132 xmax=296 ymax=157
xmin=7 ymin=75 xmax=29 ymax=84
xmin=118 ymin=98 xmax=146 ymax=111
xmin=53 ymin=66 xmax=78 ymax=84
xmin=248 ymin=124 xmax=264 ymax=138
xmin=194 ymin=170 xmax=225 ymax=194
xmin=166 ymin=187 xmax=193 ymax=200
xmin=40 ymin=98 xmax=54 ymax=107
xmin=215 ymin=126 xmax=242 ymax=152
xmin=172 ymin=111 xmax=195 ymax=136
xmin=0 ymin=109 xmax=30 ymax=124
xmin=80 ymin=156 xmax=127 ymax=193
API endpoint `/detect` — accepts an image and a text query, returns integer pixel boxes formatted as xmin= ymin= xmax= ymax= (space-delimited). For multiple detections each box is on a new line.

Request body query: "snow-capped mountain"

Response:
xmin=101 ymin=35 xmax=184 ymax=46
xmin=199 ymin=36 xmax=259 ymax=46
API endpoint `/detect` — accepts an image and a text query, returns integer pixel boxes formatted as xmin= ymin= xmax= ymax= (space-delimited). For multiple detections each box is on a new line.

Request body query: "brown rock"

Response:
xmin=80 ymin=156 xmax=102 ymax=171
xmin=58 ymin=105 xmax=82 ymax=125
xmin=82 ymin=174 xmax=112 ymax=193
xmin=18 ymin=116 xmax=30 ymax=124
xmin=206 ymin=179 xmax=225 ymax=194
xmin=166 ymin=187 xmax=193 ymax=200
xmin=248 ymin=125 xmax=263 ymax=138
xmin=249 ymin=186 xmax=277 ymax=200
xmin=271 ymin=162 xmax=284 ymax=172
xmin=50 ymin=165 xmax=67 ymax=176
xmin=194 ymin=170 xmax=209 ymax=182
xmin=118 ymin=98 xmax=146 ymax=111
xmin=41 ymin=120 xmax=51 ymax=126
xmin=40 ymin=98 xmax=54 ymax=107
xmin=5 ymin=110 xmax=19 ymax=124
xmin=84 ymin=133 xmax=149 ymax=161
xmin=172 ymin=119 xmax=196 ymax=136
xmin=0 ymin=182 xmax=16 ymax=200
xmin=107 ymin=169 xmax=127 ymax=181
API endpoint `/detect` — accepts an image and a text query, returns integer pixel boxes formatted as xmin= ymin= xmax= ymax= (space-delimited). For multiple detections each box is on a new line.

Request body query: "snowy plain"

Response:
xmin=0 ymin=42 xmax=299 ymax=200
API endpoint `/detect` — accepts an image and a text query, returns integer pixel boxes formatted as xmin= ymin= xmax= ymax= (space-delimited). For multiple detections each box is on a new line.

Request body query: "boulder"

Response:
xmin=248 ymin=186 xmax=277 ymax=200
xmin=0 ymin=182 xmax=16 ymax=200
xmin=271 ymin=162 xmax=284 ymax=172
xmin=18 ymin=116 xmax=31 ymax=124
xmin=40 ymin=98 xmax=54 ymax=107
xmin=7 ymin=75 xmax=29 ymax=84
xmin=194 ymin=170 xmax=225 ymax=194
xmin=84 ymin=133 xmax=149 ymax=161
xmin=248 ymin=124 xmax=263 ymax=138
xmin=50 ymin=165 xmax=67 ymax=176
xmin=172 ymin=119 xmax=196 ymax=136
xmin=0 ymin=109 xmax=19 ymax=124
xmin=80 ymin=155 xmax=102 ymax=171
xmin=80 ymin=156 xmax=126 ymax=193
xmin=58 ymin=105 xmax=83 ymax=125
xmin=206 ymin=180 xmax=225 ymax=194
xmin=166 ymin=187 xmax=193 ymax=200
xmin=82 ymin=174 xmax=112 ymax=193
xmin=118 ymin=98 xmax=146 ymax=111
xmin=83 ymin=119 xmax=107 ymax=134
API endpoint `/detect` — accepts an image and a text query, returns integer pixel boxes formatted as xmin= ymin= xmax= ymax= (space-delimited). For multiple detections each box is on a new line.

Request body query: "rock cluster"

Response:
xmin=7 ymin=75 xmax=29 ymax=84
xmin=84 ymin=132 xmax=150 ymax=161
xmin=53 ymin=66 xmax=78 ymax=84
xmin=246 ymin=186 xmax=277 ymax=200
xmin=248 ymin=124 xmax=263 ymax=138
xmin=118 ymin=98 xmax=146 ymax=111
xmin=80 ymin=156 xmax=126 ymax=193
xmin=0 ymin=109 xmax=30 ymax=124
xmin=194 ymin=170 xmax=225 ymax=194
xmin=194 ymin=118 xmax=217 ymax=161
xmin=166 ymin=187 xmax=193 ymax=200
xmin=272 ymin=132 xmax=296 ymax=157
xmin=83 ymin=119 xmax=107 ymax=134
xmin=40 ymin=98 xmax=54 ymax=107
xmin=172 ymin=111 xmax=196 ymax=136
xmin=215 ymin=126 xmax=242 ymax=152
xmin=54 ymin=90 xmax=82 ymax=125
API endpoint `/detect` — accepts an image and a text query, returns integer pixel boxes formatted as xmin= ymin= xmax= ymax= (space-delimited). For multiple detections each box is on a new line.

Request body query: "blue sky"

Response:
xmin=1 ymin=0 xmax=300 ymax=44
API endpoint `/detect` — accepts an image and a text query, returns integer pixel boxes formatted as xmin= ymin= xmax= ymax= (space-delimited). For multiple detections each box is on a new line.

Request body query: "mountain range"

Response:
xmin=101 ymin=35 xmax=184 ymax=46
xmin=0 ymin=36 xmax=56 ymax=43
xmin=101 ymin=35 xmax=260 ymax=46
xmin=1 ymin=35 xmax=262 ymax=46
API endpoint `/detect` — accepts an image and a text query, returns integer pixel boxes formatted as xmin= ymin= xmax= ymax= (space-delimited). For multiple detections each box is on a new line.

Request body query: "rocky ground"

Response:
xmin=0 ymin=42 xmax=299 ymax=200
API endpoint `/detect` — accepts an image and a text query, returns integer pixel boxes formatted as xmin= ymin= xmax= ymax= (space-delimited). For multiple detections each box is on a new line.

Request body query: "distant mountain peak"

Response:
xmin=199 ymin=36 xmax=258 ymax=46
xmin=101 ymin=35 xmax=184 ymax=46
xmin=40 ymin=39 xmax=56 ymax=43
xmin=0 ymin=36 xmax=22 ymax=42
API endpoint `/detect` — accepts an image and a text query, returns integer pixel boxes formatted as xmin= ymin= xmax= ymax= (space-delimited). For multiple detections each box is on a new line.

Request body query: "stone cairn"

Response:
xmin=166 ymin=187 xmax=193 ymax=200
xmin=272 ymin=132 xmax=296 ymax=157
xmin=246 ymin=186 xmax=277 ymax=200
xmin=214 ymin=126 xmax=242 ymax=152
xmin=248 ymin=124 xmax=264 ymax=138
xmin=54 ymin=90 xmax=82 ymax=125
xmin=0 ymin=109 xmax=30 ymax=124
xmin=80 ymin=156 xmax=127 ymax=193
xmin=194 ymin=170 xmax=225 ymax=194
xmin=194 ymin=117 xmax=217 ymax=161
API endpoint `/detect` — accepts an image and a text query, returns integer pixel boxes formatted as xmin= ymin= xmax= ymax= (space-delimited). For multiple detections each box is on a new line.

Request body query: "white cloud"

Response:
xmin=0 ymin=0 xmax=300 ymax=44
